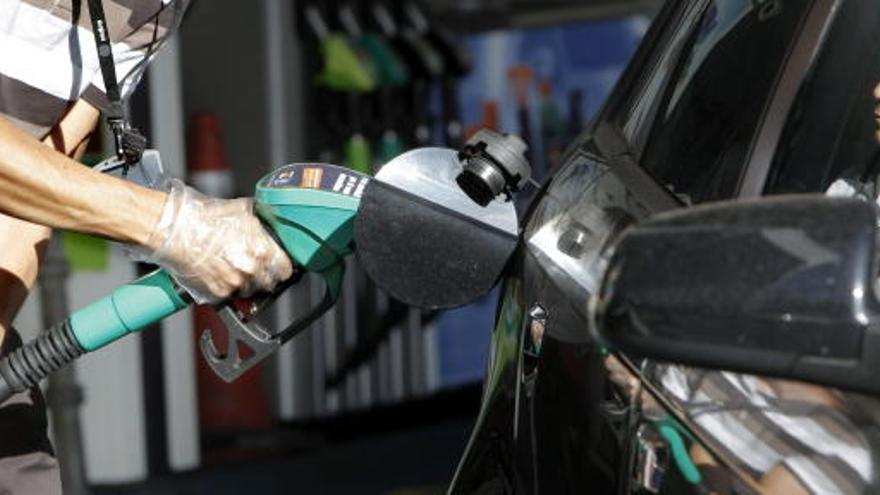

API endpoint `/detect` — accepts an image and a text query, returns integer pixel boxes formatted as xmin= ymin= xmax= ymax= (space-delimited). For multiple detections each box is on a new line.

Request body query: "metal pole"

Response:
xmin=147 ymin=36 xmax=200 ymax=471
xmin=39 ymin=234 xmax=90 ymax=495
xmin=376 ymin=291 xmax=393 ymax=404
xmin=342 ymin=258 xmax=359 ymax=411
xmin=406 ymin=308 xmax=425 ymax=397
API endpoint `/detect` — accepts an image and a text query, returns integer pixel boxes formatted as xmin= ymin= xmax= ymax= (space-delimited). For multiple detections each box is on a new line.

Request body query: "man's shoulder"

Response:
xmin=1 ymin=0 xmax=188 ymax=41
xmin=0 ymin=0 xmax=188 ymax=138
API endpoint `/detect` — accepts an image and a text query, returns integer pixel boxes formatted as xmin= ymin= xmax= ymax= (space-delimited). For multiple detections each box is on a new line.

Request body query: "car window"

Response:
xmin=764 ymin=0 xmax=880 ymax=195
xmin=616 ymin=2 xmax=705 ymax=158
xmin=639 ymin=0 xmax=810 ymax=204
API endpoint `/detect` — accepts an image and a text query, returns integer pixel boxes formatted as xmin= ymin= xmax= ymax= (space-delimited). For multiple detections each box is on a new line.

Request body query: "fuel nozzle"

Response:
xmin=457 ymin=129 xmax=531 ymax=206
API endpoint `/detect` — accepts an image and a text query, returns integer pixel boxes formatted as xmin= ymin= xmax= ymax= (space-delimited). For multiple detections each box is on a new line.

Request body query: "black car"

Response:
xmin=448 ymin=0 xmax=880 ymax=493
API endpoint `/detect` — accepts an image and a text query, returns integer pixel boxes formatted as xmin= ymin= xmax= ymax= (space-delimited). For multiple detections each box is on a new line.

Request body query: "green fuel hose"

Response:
xmin=0 ymin=270 xmax=188 ymax=402
xmin=656 ymin=416 xmax=702 ymax=485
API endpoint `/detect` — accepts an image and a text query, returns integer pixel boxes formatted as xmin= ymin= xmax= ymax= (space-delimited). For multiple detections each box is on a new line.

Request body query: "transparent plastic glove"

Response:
xmin=142 ymin=179 xmax=294 ymax=303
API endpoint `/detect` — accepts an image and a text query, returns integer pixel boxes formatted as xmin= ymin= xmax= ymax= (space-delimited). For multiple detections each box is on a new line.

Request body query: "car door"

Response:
xmin=446 ymin=3 xmax=693 ymax=491
xmin=448 ymin=0 xmax=850 ymax=494
xmin=449 ymin=1 xmax=734 ymax=493
xmin=586 ymin=2 xmax=826 ymax=494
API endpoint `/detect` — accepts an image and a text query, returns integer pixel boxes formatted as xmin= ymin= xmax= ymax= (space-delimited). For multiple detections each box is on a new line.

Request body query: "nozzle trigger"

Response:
xmin=199 ymin=306 xmax=281 ymax=383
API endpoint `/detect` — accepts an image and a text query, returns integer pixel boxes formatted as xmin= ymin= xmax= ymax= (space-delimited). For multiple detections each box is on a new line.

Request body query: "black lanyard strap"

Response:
xmin=86 ymin=0 xmax=147 ymax=166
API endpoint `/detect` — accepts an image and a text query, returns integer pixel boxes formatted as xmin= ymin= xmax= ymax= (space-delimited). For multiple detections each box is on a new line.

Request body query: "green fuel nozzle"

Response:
xmin=199 ymin=164 xmax=367 ymax=382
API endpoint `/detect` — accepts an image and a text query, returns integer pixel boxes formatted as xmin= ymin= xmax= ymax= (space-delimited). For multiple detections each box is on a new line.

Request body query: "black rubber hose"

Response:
xmin=0 ymin=321 xmax=84 ymax=403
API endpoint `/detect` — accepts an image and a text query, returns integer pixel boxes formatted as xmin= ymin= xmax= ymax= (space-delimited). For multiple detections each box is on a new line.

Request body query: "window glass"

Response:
xmin=640 ymin=0 xmax=810 ymax=204
xmin=617 ymin=2 xmax=705 ymax=158
xmin=765 ymin=1 xmax=880 ymax=195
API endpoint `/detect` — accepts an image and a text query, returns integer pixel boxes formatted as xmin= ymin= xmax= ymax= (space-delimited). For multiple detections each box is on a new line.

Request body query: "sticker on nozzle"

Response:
xmin=264 ymin=164 xmax=370 ymax=198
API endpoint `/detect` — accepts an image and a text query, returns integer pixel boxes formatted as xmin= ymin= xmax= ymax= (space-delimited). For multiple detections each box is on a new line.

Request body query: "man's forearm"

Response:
xmin=0 ymin=115 xmax=166 ymax=247
xmin=0 ymin=102 xmax=293 ymax=303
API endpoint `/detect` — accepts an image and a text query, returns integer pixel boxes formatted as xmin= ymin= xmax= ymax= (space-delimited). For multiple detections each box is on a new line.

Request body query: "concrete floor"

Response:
xmin=93 ymin=419 xmax=472 ymax=495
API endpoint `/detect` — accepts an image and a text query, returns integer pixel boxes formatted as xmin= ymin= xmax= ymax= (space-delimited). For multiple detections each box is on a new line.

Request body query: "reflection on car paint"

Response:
xmin=652 ymin=365 xmax=880 ymax=493
xmin=524 ymin=151 xmax=645 ymax=318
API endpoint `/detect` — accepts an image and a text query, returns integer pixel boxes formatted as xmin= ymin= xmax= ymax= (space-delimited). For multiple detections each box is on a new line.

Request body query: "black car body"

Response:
xmin=448 ymin=0 xmax=880 ymax=493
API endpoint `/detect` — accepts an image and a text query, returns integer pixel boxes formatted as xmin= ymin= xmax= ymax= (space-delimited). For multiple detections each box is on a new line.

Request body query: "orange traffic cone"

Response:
xmin=187 ymin=112 xmax=272 ymax=433
xmin=464 ymin=100 xmax=500 ymax=141
xmin=482 ymin=100 xmax=500 ymax=132
xmin=187 ymin=112 xmax=235 ymax=197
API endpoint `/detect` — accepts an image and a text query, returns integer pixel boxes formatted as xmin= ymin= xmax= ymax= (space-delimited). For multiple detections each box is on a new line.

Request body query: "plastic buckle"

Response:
xmin=109 ymin=118 xmax=147 ymax=173
xmin=120 ymin=128 xmax=147 ymax=166
xmin=93 ymin=150 xmax=167 ymax=190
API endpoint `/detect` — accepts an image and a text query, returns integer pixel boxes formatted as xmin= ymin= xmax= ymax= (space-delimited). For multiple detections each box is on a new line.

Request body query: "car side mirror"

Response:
xmin=594 ymin=195 xmax=880 ymax=395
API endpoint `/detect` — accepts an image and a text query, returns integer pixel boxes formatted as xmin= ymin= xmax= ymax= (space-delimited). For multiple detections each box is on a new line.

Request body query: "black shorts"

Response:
xmin=0 ymin=328 xmax=61 ymax=495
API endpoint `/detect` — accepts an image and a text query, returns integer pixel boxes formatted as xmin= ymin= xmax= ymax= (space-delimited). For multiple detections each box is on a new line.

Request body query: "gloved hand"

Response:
xmin=141 ymin=179 xmax=293 ymax=303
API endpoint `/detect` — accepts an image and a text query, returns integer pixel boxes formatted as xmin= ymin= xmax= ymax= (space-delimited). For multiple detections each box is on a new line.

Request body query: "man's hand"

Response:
xmin=142 ymin=180 xmax=293 ymax=302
